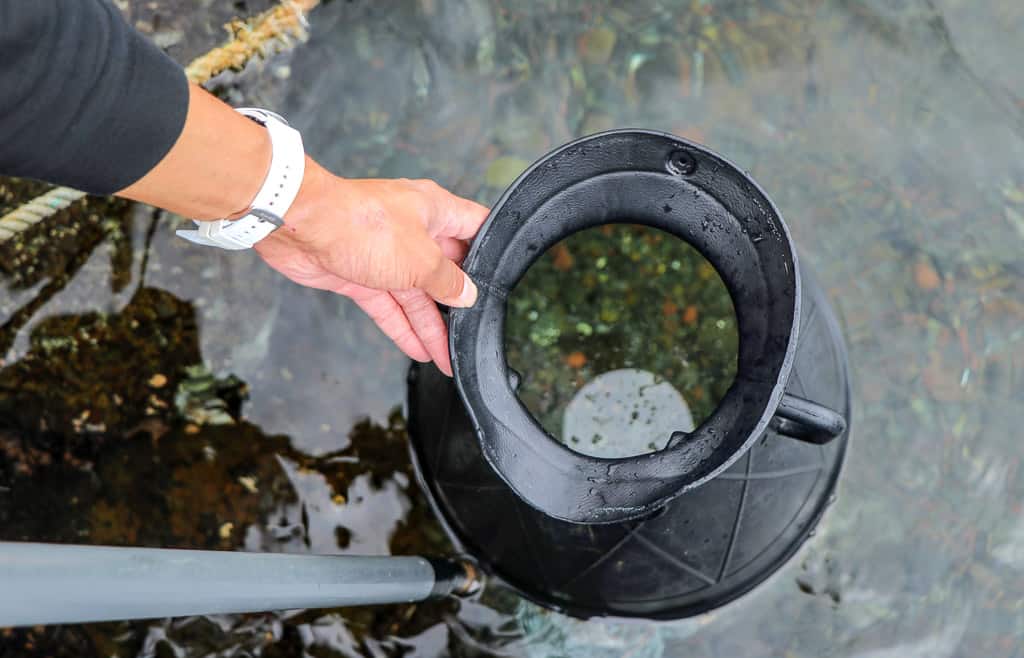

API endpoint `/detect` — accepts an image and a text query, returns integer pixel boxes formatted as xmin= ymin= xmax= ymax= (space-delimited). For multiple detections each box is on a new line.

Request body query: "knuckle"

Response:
xmin=380 ymin=315 xmax=412 ymax=339
xmin=417 ymin=321 xmax=446 ymax=344
xmin=392 ymin=288 xmax=420 ymax=306
xmin=414 ymin=245 xmax=445 ymax=281
xmin=362 ymin=300 xmax=391 ymax=322
xmin=393 ymin=327 xmax=417 ymax=345
xmin=408 ymin=293 xmax=435 ymax=312
xmin=414 ymin=178 xmax=443 ymax=193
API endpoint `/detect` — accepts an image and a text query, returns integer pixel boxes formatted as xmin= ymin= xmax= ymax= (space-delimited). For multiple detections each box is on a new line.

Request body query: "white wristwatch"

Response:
xmin=176 ymin=108 xmax=305 ymax=250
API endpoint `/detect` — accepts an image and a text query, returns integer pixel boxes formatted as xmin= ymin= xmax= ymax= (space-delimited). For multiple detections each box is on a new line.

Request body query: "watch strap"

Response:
xmin=176 ymin=108 xmax=305 ymax=250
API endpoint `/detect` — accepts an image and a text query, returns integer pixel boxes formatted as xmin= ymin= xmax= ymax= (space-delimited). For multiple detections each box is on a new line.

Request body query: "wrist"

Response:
xmin=254 ymin=157 xmax=335 ymax=251
xmin=283 ymin=157 xmax=330 ymax=226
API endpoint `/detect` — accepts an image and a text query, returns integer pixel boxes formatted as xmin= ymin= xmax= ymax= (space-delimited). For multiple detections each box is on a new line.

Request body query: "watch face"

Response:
xmin=237 ymin=107 xmax=290 ymax=127
xmin=262 ymin=110 xmax=290 ymax=126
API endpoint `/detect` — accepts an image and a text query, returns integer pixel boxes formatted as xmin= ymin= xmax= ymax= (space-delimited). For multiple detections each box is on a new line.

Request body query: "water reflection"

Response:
xmin=1 ymin=0 xmax=1023 ymax=656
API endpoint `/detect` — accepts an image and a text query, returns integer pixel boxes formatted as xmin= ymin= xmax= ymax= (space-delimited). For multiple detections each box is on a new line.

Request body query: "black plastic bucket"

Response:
xmin=407 ymin=130 xmax=851 ymax=619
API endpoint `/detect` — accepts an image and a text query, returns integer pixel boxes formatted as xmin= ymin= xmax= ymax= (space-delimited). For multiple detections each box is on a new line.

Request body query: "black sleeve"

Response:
xmin=0 ymin=0 xmax=189 ymax=194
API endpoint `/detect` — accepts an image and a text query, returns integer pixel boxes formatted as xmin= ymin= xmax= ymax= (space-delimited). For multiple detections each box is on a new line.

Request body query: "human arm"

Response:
xmin=119 ymin=83 xmax=485 ymax=376
xmin=1 ymin=0 xmax=485 ymax=375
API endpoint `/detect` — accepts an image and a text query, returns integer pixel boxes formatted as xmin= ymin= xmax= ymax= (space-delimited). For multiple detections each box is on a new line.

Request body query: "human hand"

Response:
xmin=254 ymin=159 xmax=488 ymax=376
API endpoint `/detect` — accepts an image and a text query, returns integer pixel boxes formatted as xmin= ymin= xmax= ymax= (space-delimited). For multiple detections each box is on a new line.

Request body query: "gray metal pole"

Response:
xmin=0 ymin=542 xmax=478 ymax=627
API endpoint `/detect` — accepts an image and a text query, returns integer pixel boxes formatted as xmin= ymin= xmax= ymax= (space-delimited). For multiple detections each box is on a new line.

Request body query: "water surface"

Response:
xmin=2 ymin=0 xmax=1023 ymax=656
xmin=505 ymin=224 xmax=737 ymax=457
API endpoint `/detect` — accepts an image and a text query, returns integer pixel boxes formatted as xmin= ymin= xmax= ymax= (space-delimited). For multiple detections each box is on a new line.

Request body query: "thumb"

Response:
xmin=420 ymin=256 xmax=479 ymax=308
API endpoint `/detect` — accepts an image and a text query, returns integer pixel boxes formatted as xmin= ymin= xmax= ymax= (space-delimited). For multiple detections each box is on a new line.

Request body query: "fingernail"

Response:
xmin=455 ymin=275 xmax=478 ymax=308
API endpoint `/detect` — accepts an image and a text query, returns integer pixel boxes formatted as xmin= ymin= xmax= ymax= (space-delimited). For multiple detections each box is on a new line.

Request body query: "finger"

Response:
xmin=392 ymin=288 xmax=452 ymax=376
xmin=439 ymin=192 xmax=489 ymax=240
xmin=439 ymin=236 xmax=469 ymax=264
xmin=351 ymin=291 xmax=431 ymax=363
xmin=418 ymin=255 xmax=478 ymax=308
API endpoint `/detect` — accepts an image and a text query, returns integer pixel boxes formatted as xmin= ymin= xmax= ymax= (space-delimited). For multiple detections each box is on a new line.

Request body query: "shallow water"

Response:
xmin=505 ymin=224 xmax=738 ymax=457
xmin=2 ymin=0 xmax=1024 ymax=656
